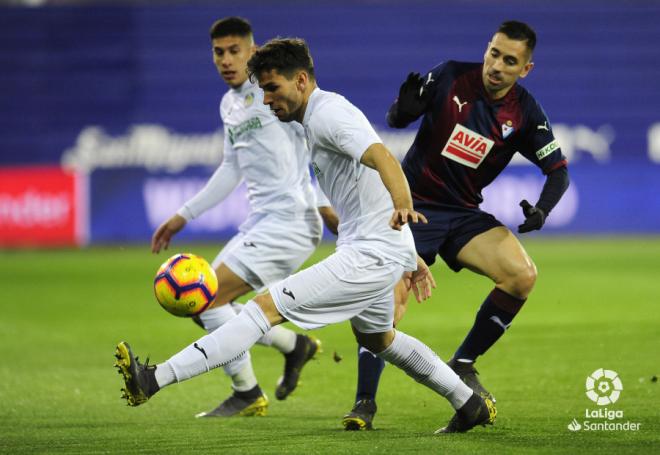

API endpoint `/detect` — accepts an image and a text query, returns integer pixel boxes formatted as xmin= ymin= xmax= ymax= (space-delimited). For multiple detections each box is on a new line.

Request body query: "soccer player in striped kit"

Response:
xmin=345 ymin=20 xmax=570 ymax=429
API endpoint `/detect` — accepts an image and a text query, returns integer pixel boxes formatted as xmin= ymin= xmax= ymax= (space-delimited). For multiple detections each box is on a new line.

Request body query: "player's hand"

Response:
xmin=389 ymin=208 xmax=428 ymax=231
xmin=517 ymin=199 xmax=546 ymax=233
xmin=397 ymin=72 xmax=431 ymax=119
xmin=151 ymin=214 xmax=187 ymax=253
xmin=403 ymin=256 xmax=437 ymax=303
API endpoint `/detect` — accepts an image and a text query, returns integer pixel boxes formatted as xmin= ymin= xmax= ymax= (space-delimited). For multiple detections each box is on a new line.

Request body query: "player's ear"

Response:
xmin=519 ymin=61 xmax=534 ymax=79
xmin=296 ymin=71 xmax=307 ymax=91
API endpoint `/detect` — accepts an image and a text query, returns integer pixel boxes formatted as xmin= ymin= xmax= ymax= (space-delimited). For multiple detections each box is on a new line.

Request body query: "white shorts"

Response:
xmin=213 ymin=210 xmax=322 ymax=290
xmin=270 ymin=246 xmax=404 ymax=334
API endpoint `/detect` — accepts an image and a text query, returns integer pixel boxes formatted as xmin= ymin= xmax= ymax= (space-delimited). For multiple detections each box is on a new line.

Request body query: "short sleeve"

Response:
xmin=314 ymin=99 xmax=382 ymax=161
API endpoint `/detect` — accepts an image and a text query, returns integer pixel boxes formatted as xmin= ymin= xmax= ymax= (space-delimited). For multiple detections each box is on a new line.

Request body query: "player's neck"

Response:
xmin=485 ymin=85 xmax=512 ymax=101
xmin=295 ymin=82 xmax=318 ymax=123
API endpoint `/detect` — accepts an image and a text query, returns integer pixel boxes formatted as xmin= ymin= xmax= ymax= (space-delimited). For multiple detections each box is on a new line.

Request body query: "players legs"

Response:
xmin=192 ymin=212 xmax=322 ymax=415
xmin=115 ymin=247 xmax=494 ymax=433
xmin=450 ymin=226 xmax=537 ymax=398
xmin=351 ymin=326 xmax=495 ymax=433
xmin=343 ymin=279 xmax=408 ymax=430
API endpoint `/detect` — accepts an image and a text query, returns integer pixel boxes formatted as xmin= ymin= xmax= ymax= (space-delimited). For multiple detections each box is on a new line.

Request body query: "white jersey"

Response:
xmin=302 ymin=88 xmax=417 ymax=270
xmin=178 ymin=80 xmax=316 ymax=222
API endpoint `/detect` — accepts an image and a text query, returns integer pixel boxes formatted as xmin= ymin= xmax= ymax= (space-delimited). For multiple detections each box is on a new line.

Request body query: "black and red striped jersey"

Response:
xmin=391 ymin=61 xmax=567 ymax=208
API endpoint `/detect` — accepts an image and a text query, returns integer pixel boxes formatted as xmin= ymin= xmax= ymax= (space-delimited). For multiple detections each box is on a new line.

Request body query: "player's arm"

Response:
xmin=360 ymin=143 xmax=428 ymax=230
xmin=518 ymin=166 xmax=570 ymax=233
xmin=313 ymin=182 xmax=339 ymax=235
xmin=386 ymin=72 xmax=432 ymax=128
xmin=318 ymin=206 xmax=339 ymax=235
xmin=517 ymin=107 xmax=570 ymax=233
xmin=151 ymin=134 xmax=242 ymax=253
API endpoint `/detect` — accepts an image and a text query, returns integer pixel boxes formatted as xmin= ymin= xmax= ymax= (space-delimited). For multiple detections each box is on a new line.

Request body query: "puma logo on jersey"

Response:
xmin=441 ymin=124 xmax=495 ymax=169
xmin=452 ymin=96 xmax=468 ymax=113
xmin=243 ymin=241 xmax=257 ymax=248
xmin=537 ymin=121 xmax=549 ymax=131
xmin=282 ymin=288 xmax=295 ymax=300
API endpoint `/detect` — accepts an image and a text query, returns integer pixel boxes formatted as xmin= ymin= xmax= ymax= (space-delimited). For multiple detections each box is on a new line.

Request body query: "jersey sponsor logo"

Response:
xmin=535 ymin=139 xmax=560 ymax=160
xmin=227 ymin=117 xmax=262 ymax=145
xmin=441 ymin=123 xmax=495 ymax=169
xmin=452 ymin=95 xmax=468 ymax=113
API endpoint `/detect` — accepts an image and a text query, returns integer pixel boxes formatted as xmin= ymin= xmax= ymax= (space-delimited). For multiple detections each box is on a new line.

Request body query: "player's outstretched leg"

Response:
xmin=114 ymin=341 xmax=160 ymax=406
xmin=342 ymin=345 xmax=385 ymax=430
xmin=115 ymin=300 xmax=273 ymax=408
xmin=275 ymin=334 xmax=321 ymax=400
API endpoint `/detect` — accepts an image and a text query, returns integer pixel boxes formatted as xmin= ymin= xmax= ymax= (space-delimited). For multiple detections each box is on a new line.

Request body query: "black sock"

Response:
xmin=355 ymin=345 xmax=385 ymax=402
xmin=453 ymin=288 xmax=525 ymax=362
xmin=234 ymin=384 xmax=262 ymax=400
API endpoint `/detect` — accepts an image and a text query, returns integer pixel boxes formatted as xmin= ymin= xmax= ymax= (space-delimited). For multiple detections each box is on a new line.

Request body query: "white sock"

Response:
xmin=229 ymin=362 xmax=259 ymax=392
xmin=198 ymin=303 xmax=258 ymax=390
xmin=198 ymin=304 xmax=239 ymax=331
xmin=231 ymin=302 xmax=296 ymax=354
xmin=256 ymin=325 xmax=297 ymax=354
xmin=156 ymin=300 xmax=271 ymax=387
xmin=377 ymin=330 xmax=473 ymax=410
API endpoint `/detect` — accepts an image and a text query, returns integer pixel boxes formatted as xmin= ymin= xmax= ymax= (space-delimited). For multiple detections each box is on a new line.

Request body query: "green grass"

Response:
xmin=1 ymin=238 xmax=659 ymax=454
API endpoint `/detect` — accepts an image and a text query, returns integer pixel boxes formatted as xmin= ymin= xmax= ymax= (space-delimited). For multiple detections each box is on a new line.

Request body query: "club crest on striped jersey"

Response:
xmin=502 ymin=120 xmax=514 ymax=139
xmin=441 ymin=123 xmax=494 ymax=169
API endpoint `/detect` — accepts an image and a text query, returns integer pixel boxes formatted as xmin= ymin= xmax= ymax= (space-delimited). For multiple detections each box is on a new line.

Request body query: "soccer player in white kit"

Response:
xmin=148 ymin=18 xmax=323 ymax=418
xmin=116 ymin=38 xmax=497 ymax=433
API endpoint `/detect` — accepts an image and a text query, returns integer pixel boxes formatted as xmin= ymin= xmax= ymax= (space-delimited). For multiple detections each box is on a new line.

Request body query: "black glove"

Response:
xmin=397 ymin=72 xmax=431 ymax=119
xmin=517 ymin=199 xmax=546 ymax=233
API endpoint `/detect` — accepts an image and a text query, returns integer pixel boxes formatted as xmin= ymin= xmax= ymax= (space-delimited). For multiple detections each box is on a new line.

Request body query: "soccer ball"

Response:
xmin=153 ymin=253 xmax=218 ymax=317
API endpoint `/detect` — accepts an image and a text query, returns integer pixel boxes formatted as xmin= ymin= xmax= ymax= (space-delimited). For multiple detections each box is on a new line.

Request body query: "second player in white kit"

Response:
xmin=149 ymin=18 xmax=324 ymax=418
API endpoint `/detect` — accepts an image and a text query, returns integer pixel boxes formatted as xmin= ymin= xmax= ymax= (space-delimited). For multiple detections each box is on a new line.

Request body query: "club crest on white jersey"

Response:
xmin=441 ymin=123 xmax=495 ymax=169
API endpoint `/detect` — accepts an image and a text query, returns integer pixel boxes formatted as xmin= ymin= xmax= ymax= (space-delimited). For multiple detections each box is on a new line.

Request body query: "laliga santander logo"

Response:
xmin=585 ymin=368 xmax=623 ymax=405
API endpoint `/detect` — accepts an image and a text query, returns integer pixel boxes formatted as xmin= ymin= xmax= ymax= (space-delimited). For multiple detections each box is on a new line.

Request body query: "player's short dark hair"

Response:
xmin=209 ymin=17 xmax=253 ymax=40
xmin=497 ymin=20 xmax=536 ymax=53
xmin=247 ymin=38 xmax=315 ymax=81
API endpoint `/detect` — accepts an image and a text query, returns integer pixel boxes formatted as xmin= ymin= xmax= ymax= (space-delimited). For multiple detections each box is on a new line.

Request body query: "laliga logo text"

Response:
xmin=567 ymin=368 xmax=641 ymax=432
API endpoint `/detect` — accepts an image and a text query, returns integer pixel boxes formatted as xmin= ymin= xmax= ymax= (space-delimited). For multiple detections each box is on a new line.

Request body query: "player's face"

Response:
xmin=212 ymin=35 xmax=255 ymax=88
xmin=257 ymin=69 xmax=307 ymax=123
xmin=482 ymin=33 xmax=534 ymax=99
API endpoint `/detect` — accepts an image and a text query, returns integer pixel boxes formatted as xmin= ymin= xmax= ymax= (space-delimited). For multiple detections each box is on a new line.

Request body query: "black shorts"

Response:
xmin=411 ymin=201 xmax=503 ymax=272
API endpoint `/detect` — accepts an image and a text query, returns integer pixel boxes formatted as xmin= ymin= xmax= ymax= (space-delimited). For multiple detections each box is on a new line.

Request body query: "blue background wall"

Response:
xmin=2 ymin=2 xmax=660 ymax=241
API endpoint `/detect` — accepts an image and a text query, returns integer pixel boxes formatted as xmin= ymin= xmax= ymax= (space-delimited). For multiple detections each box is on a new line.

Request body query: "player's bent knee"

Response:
xmin=253 ymin=293 xmax=285 ymax=326
xmin=353 ymin=329 xmax=394 ymax=354
xmin=509 ymin=261 xmax=538 ymax=298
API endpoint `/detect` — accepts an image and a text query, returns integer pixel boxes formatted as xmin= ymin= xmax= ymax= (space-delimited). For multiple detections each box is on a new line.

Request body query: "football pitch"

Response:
xmin=1 ymin=238 xmax=658 ymax=454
